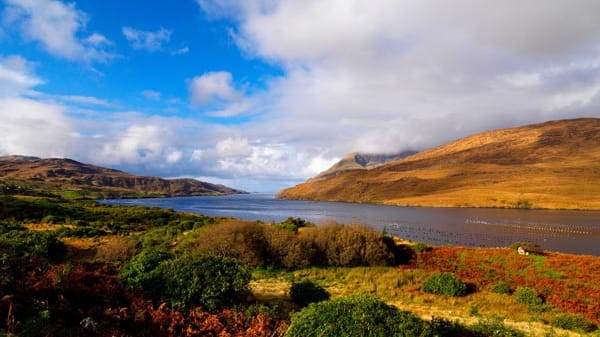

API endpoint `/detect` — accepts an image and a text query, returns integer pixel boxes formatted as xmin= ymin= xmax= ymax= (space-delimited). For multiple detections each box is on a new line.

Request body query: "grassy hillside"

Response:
xmin=0 ymin=155 xmax=245 ymax=199
xmin=279 ymin=118 xmax=600 ymax=210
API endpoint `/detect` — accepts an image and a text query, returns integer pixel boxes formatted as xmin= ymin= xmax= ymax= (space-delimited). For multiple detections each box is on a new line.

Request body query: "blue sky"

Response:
xmin=1 ymin=0 xmax=600 ymax=192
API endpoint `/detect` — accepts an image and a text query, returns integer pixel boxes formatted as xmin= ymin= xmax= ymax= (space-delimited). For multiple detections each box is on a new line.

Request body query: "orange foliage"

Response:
xmin=407 ymin=247 xmax=600 ymax=323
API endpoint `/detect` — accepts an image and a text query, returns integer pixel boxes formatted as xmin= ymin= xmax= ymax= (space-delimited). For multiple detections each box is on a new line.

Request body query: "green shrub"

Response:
xmin=492 ymin=281 xmax=512 ymax=294
xmin=413 ymin=242 xmax=430 ymax=253
xmin=513 ymin=286 xmax=545 ymax=312
xmin=422 ymin=272 xmax=467 ymax=297
xmin=154 ymin=254 xmax=251 ymax=311
xmin=468 ymin=317 xmax=526 ymax=337
xmin=290 ymin=280 xmax=330 ymax=307
xmin=551 ymin=313 xmax=596 ymax=332
xmin=275 ymin=217 xmax=310 ymax=233
xmin=119 ymin=249 xmax=174 ymax=293
xmin=285 ymin=294 xmax=428 ymax=337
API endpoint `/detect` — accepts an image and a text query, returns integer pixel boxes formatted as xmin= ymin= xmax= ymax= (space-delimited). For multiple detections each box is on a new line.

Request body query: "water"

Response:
xmin=101 ymin=193 xmax=600 ymax=256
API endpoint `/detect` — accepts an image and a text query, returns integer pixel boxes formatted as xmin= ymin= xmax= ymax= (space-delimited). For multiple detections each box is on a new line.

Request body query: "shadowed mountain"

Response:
xmin=0 ymin=156 xmax=245 ymax=198
xmin=279 ymin=118 xmax=600 ymax=210
xmin=313 ymin=151 xmax=417 ymax=180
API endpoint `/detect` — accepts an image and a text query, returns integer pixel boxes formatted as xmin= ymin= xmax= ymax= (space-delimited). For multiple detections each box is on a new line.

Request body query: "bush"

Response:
xmin=492 ymin=281 xmax=512 ymax=294
xmin=413 ymin=242 xmax=430 ymax=253
xmin=155 ymin=254 xmax=251 ymax=311
xmin=188 ymin=222 xmax=269 ymax=267
xmin=275 ymin=217 xmax=310 ymax=233
xmin=186 ymin=222 xmax=400 ymax=269
xmin=513 ymin=287 xmax=545 ymax=312
xmin=290 ymin=280 xmax=330 ymax=307
xmin=300 ymin=224 xmax=397 ymax=267
xmin=120 ymin=249 xmax=174 ymax=293
xmin=551 ymin=313 xmax=596 ymax=332
xmin=422 ymin=272 xmax=467 ymax=297
xmin=285 ymin=294 xmax=428 ymax=337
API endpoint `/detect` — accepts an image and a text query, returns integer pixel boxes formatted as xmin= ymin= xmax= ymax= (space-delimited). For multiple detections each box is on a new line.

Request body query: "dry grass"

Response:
xmin=251 ymin=264 xmax=596 ymax=337
xmin=279 ymin=118 xmax=600 ymax=210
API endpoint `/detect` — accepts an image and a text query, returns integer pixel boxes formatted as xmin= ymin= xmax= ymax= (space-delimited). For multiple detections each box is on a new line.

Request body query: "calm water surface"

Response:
xmin=101 ymin=193 xmax=600 ymax=255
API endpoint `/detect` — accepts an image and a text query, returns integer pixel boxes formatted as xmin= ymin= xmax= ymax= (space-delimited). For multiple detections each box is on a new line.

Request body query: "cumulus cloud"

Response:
xmin=0 ymin=97 xmax=73 ymax=157
xmin=122 ymin=26 xmax=171 ymax=52
xmin=188 ymin=71 xmax=243 ymax=106
xmin=0 ymin=55 xmax=42 ymax=97
xmin=195 ymin=0 xmax=600 ymax=158
xmin=2 ymin=0 xmax=115 ymax=62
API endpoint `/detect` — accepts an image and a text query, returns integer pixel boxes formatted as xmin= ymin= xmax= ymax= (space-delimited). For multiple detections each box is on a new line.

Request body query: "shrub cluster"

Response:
xmin=422 ymin=272 xmax=467 ymax=297
xmin=491 ymin=281 xmax=512 ymax=294
xmin=289 ymin=280 xmax=330 ymax=307
xmin=285 ymin=294 xmax=428 ymax=337
xmin=120 ymin=252 xmax=251 ymax=311
xmin=513 ymin=286 xmax=545 ymax=312
xmin=551 ymin=313 xmax=597 ymax=333
xmin=186 ymin=222 xmax=401 ymax=268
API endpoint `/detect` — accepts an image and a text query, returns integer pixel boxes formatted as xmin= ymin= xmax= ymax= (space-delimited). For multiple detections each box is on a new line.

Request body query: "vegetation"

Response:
xmin=1 ymin=194 xmax=599 ymax=336
xmin=422 ymin=272 xmax=468 ymax=297
xmin=184 ymin=221 xmax=402 ymax=268
xmin=285 ymin=294 xmax=428 ymax=337
xmin=514 ymin=286 xmax=546 ymax=312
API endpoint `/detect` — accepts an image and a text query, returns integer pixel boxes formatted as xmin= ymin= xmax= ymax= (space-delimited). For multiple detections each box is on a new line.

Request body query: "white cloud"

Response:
xmin=188 ymin=71 xmax=242 ymax=106
xmin=194 ymin=0 xmax=600 ymax=159
xmin=122 ymin=26 xmax=171 ymax=52
xmin=3 ymin=0 xmax=115 ymax=62
xmin=0 ymin=97 xmax=72 ymax=157
xmin=57 ymin=95 xmax=111 ymax=107
xmin=141 ymin=90 xmax=161 ymax=101
xmin=0 ymin=55 xmax=42 ymax=97
xmin=216 ymin=136 xmax=252 ymax=157
xmin=171 ymin=46 xmax=190 ymax=55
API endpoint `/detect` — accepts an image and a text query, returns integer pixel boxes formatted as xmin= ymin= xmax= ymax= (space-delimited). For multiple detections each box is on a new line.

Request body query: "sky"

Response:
xmin=1 ymin=0 xmax=600 ymax=192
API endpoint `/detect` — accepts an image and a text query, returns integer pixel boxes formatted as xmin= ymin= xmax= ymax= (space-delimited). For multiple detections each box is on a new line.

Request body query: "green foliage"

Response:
xmin=155 ymin=254 xmax=251 ymax=311
xmin=275 ymin=217 xmax=310 ymax=233
xmin=119 ymin=249 xmax=175 ymax=293
xmin=285 ymin=294 xmax=428 ymax=337
xmin=513 ymin=286 xmax=546 ymax=312
xmin=516 ymin=199 xmax=533 ymax=209
xmin=0 ymin=195 xmax=211 ymax=235
xmin=468 ymin=316 xmax=526 ymax=337
xmin=290 ymin=280 xmax=330 ymax=307
xmin=492 ymin=281 xmax=512 ymax=294
xmin=413 ymin=242 xmax=430 ymax=253
xmin=422 ymin=272 xmax=467 ymax=297
xmin=551 ymin=313 xmax=597 ymax=333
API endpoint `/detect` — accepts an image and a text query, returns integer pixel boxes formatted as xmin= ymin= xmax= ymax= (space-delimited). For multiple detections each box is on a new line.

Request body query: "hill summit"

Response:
xmin=0 ymin=155 xmax=245 ymax=198
xmin=279 ymin=118 xmax=600 ymax=210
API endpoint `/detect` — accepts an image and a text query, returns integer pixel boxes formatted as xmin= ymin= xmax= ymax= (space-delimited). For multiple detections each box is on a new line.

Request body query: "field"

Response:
xmin=1 ymin=194 xmax=599 ymax=336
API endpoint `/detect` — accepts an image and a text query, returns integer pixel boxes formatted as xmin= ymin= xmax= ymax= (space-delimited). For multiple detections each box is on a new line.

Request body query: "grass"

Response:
xmin=251 ymin=266 xmax=593 ymax=336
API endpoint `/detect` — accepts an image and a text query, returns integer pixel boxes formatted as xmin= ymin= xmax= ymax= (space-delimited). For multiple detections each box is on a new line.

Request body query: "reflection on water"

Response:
xmin=101 ymin=193 xmax=600 ymax=256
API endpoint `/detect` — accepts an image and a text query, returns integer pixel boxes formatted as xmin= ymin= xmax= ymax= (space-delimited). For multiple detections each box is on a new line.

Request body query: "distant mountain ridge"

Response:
xmin=314 ymin=151 xmax=417 ymax=180
xmin=0 ymin=155 xmax=245 ymax=198
xmin=279 ymin=118 xmax=600 ymax=210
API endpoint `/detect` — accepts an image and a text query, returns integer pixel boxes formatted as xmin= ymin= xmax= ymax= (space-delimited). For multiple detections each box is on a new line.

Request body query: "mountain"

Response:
xmin=0 ymin=155 xmax=245 ymax=198
xmin=314 ymin=151 xmax=417 ymax=180
xmin=279 ymin=118 xmax=600 ymax=210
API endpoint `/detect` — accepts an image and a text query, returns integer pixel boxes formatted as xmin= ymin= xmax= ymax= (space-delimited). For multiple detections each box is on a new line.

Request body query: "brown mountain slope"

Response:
xmin=0 ymin=156 xmax=245 ymax=198
xmin=279 ymin=118 xmax=600 ymax=209
xmin=314 ymin=151 xmax=417 ymax=180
